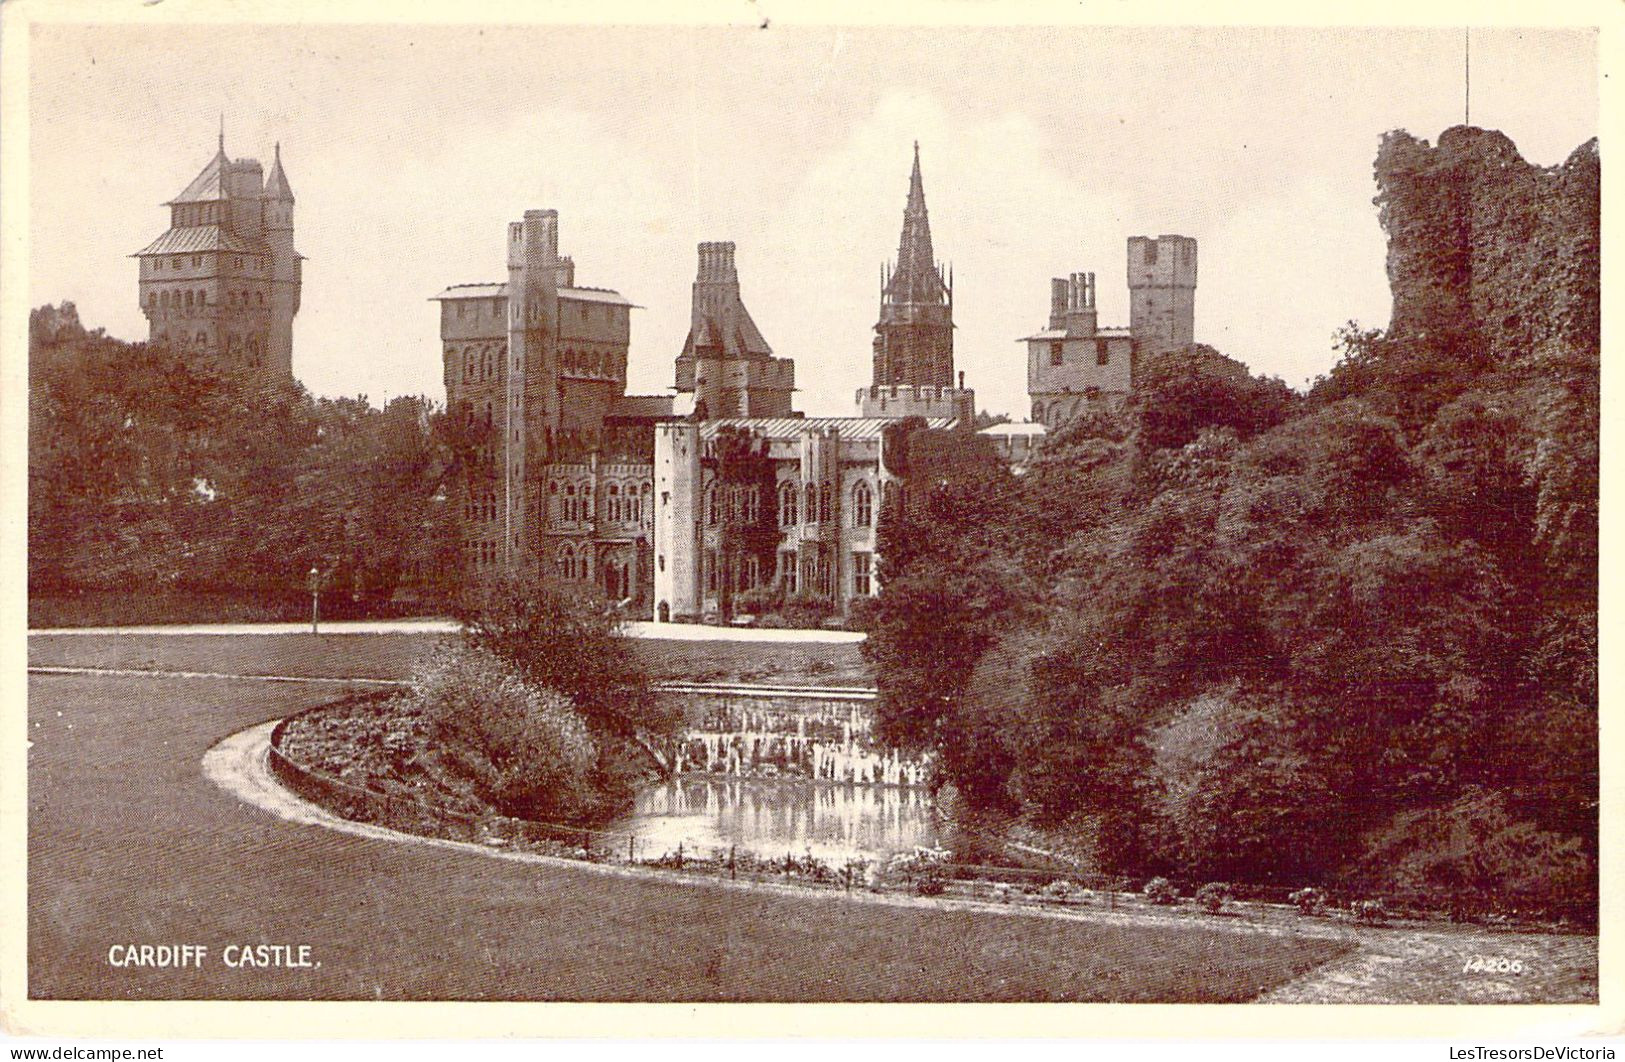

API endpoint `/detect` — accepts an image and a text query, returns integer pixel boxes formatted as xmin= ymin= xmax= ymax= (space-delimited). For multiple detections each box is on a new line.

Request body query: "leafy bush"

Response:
xmin=914 ymin=867 xmax=948 ymax=896
xmin=1352 ymin=898 xmax=1387 ymax=925
xmin=1289 ymin=887 xmax=1327 ymax=915
xmin=1351 ymin=787 xmax=1595 ymax=920
xmin=1195 ymin=881 xmax=1232 ymax=914
xmin=1043 ymin=879 xmax=1074 ymax=901
xmin=1144 ymin=877 xmax=1178 ymax=905
xmin=414 ymin=644 xmax=596 ymax=822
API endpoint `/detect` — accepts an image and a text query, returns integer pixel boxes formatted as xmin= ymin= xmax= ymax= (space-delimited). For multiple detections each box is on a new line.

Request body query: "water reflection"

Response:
xmin=614 ymin=775 xmax=940 ymax=865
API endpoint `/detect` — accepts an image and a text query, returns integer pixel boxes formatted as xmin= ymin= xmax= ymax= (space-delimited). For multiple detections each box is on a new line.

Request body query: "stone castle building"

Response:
xmin=438 ymin=147 xmax=1200 ymax=621
xmin=135 ymin=132 xmax=302 ymax=384
xmin=432 ymin=209 xmax=670 ymax=603
xmin=1022 ymin=234 xmax=1197 ymax=428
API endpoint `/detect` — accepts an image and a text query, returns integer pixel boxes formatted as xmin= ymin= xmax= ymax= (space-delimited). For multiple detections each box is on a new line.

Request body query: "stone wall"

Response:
xmin=1375 ymin=126 xmax=1599 ymax=361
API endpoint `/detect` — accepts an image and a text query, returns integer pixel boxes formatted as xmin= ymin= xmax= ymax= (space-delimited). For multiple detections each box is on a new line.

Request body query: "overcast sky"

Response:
xmin=29 ymin=22 xmax=1597 ymax=418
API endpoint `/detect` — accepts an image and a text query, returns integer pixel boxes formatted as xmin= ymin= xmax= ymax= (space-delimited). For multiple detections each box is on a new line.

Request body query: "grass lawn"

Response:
xmin=28 ymin=631 xmax=873 ymax=687
xmin=30 ymin=672 xmax=1348 ymax=1001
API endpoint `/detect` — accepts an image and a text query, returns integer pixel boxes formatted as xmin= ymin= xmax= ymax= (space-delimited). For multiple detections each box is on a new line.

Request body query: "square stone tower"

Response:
xmin=1127 ymin=234 xmax=1197 ymax=355
xmin=134 ymin=132 xmax=301 ymax=385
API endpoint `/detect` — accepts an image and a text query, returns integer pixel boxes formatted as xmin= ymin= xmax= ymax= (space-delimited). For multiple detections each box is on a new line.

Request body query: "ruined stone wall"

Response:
xmin=1375 ymin=126 xmax=1599 ymax=361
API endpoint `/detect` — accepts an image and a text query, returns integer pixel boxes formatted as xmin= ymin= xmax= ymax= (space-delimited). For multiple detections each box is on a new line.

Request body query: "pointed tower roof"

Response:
xmin=166 ymin=136 xmax=231 ymax=205
xmin=264 ymin=142 xmax=294 ymax=200
xmin=885 ymin=141 xmax=948 ymax=306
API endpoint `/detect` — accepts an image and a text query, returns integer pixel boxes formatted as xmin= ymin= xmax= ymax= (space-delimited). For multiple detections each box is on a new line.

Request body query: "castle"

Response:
xmin=427 ymin=146 xmax=1200 ymax=622
xmin=1021 ymin=235 xmax=1197 ymax=429
xmin=134 ymin=137 xmax=1196 ymax=620
xmin=135 ymin=132 xmax=302 ymax=384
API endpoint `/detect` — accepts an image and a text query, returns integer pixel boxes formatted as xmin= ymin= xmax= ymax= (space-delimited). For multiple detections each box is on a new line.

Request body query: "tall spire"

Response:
xmin=218 ymin=114 xmax=225 ymax=155
xmin=871 ymin=143 xmax=955 ymax=390
xmin=886 ymin=142 xmax=946 ymax=306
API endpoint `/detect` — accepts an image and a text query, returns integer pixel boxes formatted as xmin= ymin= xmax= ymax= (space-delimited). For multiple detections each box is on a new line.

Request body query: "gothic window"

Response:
xmin=853 ymin=551 xmax=873 ymax=596
xmin=882 ymin=481 xmax=900 ymax=520
xmin=557 ymin=543 xmax=577 ymax=580
xmin=607 ymin=484 xmax=621 ymax=522
xmin=778 ymin=481 xmax=798 ymax=526
xmin=741 ymin=485 xmax=760 ymax=523
xmin=564 ymin=484 xmax=577 ymax=522
xmin=804 ymin=484 xmax=817 ymax=525
xmin=196 ymin=290 xmax=206 ymax=306
xmin=581 ymin=485 xmax=593 ymax=521
xmin=741 ymin=555 xmax=760 ymax=591
xmin=852 ymin=481 xmax=873 ymax=528
xmin=705 ymin=550 xmax=719 ymax=593
xmin=820 ymin=483 xmax=833 ymax=524
xmin=484 ymin=402 xmax=493 ymax=428
xmin=780 ymin=550 xmax=798 ymax=594
xmin=1096 ymin=339 xmax=1109 ymax=366
xmin=641 ymin=483 xmax=653 ymax=526
xmin=194 ymin=331 xmax=207 ymax=347
xmin=147 ymin=292 xmax=157 ymax=308
xmin=258 ymin=292 xmax=265 ymax=306
xmin=706 ymin=484 xmax=719 ymax=527
xmin=184 ymin=291 xmax=194 ymax=308
xmin=1050 ymin=342 xmax=1064 ymax=367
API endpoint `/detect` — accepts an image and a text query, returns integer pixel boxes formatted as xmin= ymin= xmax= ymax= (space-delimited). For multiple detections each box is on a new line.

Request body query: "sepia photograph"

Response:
xmin=3 ymin=0 xmax=1611 ymax=1042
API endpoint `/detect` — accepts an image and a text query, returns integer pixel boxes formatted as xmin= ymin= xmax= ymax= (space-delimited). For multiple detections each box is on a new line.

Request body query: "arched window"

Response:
xmin=743 ymin=485 xmax=760 ymax=523
xmin=882 ymin=481 xmax=900 ymax=520
xmin=557 ymin=543 xmax=577 ymax=580
xmin=184 ymin=291 xmax=194 ymax=308
xmin=564 ymin=484 xmax=577 ymax=522
xmin=159 ymin=291 xmax=169 ymax=308
xmin=607 ymin=484 xmax=621 ymax=522
xmin=581 ymin=485 xmax=593 ymax=521
xmin=820 ymin=483 xmax=833 ymax=524
xmin=852 ymin=481 xmax=873 ymax=528
xmin=706 ymin=483 xmax=719 ymax=527
xmin=778 ymin=481 xmax=798 ymax=526
xmin=641 ymin=482 xmax=652 ymax=526
xmin=804 ymin=484 xmax=817 ymax=525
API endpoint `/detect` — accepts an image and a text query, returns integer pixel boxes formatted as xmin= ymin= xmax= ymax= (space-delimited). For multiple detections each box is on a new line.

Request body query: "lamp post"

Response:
xmin=307 ymin=566 xmax=321 ymax=635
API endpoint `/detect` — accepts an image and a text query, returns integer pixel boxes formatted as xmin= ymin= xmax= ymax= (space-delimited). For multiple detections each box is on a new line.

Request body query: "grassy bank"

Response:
xmin=27 ymin=630 xmax=873 ymax=687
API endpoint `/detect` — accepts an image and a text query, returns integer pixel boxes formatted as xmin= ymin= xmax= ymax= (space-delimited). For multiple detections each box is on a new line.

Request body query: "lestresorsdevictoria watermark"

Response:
xmin=105 ymin=943 xmax=319 ymax=969
xmin=1449 ymin=1050 xmax=1616 ymax=1060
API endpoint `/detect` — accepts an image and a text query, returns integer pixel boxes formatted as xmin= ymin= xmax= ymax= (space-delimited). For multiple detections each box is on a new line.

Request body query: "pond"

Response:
xmin=612 ymin=775 xmax=941 ymax=866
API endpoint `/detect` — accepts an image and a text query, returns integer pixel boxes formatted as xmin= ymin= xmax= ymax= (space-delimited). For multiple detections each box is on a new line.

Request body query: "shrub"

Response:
xmin=414 ymin=644 xmax=597 ymax=822
xmin=1195 ymin=881 xmax=1232 ymax=914
xmin=1043 ymin=879 xmax=1074 ymax=901
xmin=1144 ymin=877 xmax=1179 ymax=905
xmin=1353 ymin=898 xmax=1387 ymax=925
xmin=914 ymin=867 xmax=948 ymax=896
xmin=1289 ymin=887 xmax=1327 ymax=915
